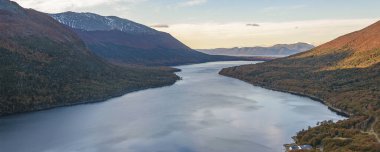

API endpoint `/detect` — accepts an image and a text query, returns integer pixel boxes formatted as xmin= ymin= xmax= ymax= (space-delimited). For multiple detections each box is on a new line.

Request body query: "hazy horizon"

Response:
xmin=13 ymin=0 xmax=380 ymax=49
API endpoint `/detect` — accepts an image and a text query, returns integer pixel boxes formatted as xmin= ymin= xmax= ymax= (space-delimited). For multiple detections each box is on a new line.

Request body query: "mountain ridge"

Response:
xmin=292 ymin=21 xmax=380 ymax=70
xmin=50 ymin=12 xmax=240 ymax=66
xmin=198 ymin=42 xmax=314 ymax=57
xmin=50 ymin=12 xmax=158 ymax=34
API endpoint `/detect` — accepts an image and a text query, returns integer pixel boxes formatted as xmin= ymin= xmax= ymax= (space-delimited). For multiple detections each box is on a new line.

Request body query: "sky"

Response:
xmin=13 ymin=0 xmax=380 ymax=49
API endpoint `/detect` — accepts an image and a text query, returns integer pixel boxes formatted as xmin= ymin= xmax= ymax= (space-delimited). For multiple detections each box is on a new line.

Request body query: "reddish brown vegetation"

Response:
xmin=220 ymin=21 xmax=380 ymax=151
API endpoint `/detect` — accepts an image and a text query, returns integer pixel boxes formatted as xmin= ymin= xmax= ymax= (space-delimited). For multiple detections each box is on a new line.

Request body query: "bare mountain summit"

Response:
xmin=51 ymin=12 xmax=157 ymax=34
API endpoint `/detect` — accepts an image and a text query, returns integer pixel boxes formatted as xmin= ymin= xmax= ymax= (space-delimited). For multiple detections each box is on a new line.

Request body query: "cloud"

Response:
xmin=246 ymin=24 xmax=260 ymax=27
xmin=13 ymin=0 xmax=146 ymax=13
xmin=151 ymin=24 xmax=170 ymax=28
xmin=156 ymin=19 xmax=378 ymax=49
xmin=178 ymin=0 xmax=207 ymax=7
xmin=261 ymin=5 xmax=306 ymax=13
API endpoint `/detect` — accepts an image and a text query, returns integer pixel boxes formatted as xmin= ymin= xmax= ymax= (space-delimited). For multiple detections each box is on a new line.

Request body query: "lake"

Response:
xmin=0 ymin=61 xmax=344 ymax=152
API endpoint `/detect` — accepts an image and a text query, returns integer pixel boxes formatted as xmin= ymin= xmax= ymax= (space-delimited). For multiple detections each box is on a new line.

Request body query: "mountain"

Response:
xmin=0 ymin=0 xmax=179 ymax=116
xmin=50 ymin=12 xmax=238 ymax=66
xmin=51 ymin=12 xmax=157 ymax=34
xmin=220 ymin=21 xmax=380 ymax=151
xmin=197 ymin=42 xmax=314 ymax=57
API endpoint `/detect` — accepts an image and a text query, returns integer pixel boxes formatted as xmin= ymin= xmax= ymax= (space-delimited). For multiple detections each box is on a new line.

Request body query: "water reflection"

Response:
xmin=0 ymin=61 xmax=344 ymax=152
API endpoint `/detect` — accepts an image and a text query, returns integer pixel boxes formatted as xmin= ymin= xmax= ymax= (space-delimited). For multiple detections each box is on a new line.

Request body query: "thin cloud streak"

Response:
xmin=246 ymin=24 xmax=260 ymax=27
xmin=260 ymin=4 xmax=307 ymax=13
xmin=178 ymin=0 xmax=207 ymax=7
xmin=150 ymin=24 xmax=170 ymax=28
xmin=154 ymin=19 xmax=378 ymax=49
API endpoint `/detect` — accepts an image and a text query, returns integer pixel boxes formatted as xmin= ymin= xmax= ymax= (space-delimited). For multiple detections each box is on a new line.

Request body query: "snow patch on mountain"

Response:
xmin=50 ymin=12 xmax=157 ymax=34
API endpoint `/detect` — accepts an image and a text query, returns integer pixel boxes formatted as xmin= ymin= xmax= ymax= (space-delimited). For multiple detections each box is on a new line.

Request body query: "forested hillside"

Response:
xmin=0 ymin=0 xmax=179 ymax=116
xmin=220 ymin=21 xmax=380 ymax=151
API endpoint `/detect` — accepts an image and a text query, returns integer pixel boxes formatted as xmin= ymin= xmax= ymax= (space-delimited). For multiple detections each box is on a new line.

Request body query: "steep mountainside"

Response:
xmin=51 ymin=12 xmax=157 ymax=34
xmin=220 ymin=21 xmax=380 ymax=151
xmin=50 ymin=12 xmax=238 ymax=66
xmin=198 ymin=42 xmax=314 ymax=57
xmin=0 ymin=0 xmax=179 ymax=116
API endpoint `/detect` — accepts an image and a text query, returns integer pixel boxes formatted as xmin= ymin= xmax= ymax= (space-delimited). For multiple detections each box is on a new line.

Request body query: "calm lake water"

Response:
xmin=0 ymin=61 xmax=344 ymax=152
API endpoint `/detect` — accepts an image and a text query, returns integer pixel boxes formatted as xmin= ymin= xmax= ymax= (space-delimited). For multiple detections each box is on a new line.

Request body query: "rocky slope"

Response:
xmin=198 ymin=42 xmax=314 ymax=57
xmin=0 ymin=0 xmax=179 ymax=116
xmin=50 ymin=12 xmax=238 ymax=66
xmin=220 ymin=21 xmax=380 ymax=151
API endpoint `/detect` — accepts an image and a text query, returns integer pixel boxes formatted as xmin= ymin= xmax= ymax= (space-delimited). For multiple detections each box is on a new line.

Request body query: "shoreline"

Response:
xmin=0 ymin=80 xmax=178 ymax=117
xmin=260 ymin=86 xmax=352 ymax=118
xmin=219 ymin=74 xmax=353 ymax=118
xmin=1 ymin=60 xmax=261 ymax=118
xmin=2 ymin=61 xmax=352 ymax=119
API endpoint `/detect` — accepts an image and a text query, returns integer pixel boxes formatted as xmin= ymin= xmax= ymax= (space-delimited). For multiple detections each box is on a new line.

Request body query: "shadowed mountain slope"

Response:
xmin=0 ymin=0 xmax=179 ymax=115
xmin=50 ymin=12 xmax=239 ymax=66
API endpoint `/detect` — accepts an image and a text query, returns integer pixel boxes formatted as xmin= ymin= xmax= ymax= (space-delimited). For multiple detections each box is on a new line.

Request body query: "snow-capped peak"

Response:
xmin=50 ymin=12 xmax=158 ymax=34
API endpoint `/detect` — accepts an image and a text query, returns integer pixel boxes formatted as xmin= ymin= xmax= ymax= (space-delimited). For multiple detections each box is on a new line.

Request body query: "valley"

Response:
xmin=1 ymin=0 xmax=379 ymax=151
xmin=0 ymin=0 xmax=249 ymax=116
xmin=0 ymin=61 xmax=344 ymax=152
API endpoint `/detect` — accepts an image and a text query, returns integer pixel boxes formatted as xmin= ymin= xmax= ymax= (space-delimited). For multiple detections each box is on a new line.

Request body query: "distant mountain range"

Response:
xmin=0 ymin=0 xmax=179 ymax=115
xmin=50 ymin=12 xmax=239 ymax=66
xmin=220 ymin=21 xmax=380 ymax=151
xmin=198 ymin=42 xmax=314 ymax=57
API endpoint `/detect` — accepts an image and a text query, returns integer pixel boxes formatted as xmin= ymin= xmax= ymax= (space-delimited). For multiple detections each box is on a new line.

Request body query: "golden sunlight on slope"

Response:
xmin=291 ymin=21 xmax=380 ymax=70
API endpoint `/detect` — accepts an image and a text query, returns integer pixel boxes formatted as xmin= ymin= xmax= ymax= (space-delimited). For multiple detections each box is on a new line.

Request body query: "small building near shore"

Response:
xmin=284 ymin=144 xmax=313 ymax=151
xmin=300 ymin=145 xmax=313 ymax=150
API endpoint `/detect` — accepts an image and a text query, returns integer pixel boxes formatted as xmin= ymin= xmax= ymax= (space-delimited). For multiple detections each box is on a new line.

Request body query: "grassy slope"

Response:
xmin=0 ymin=1 xmax=179 ymax=116
xmin=220 ymin=21 xmax=380 ymax=151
